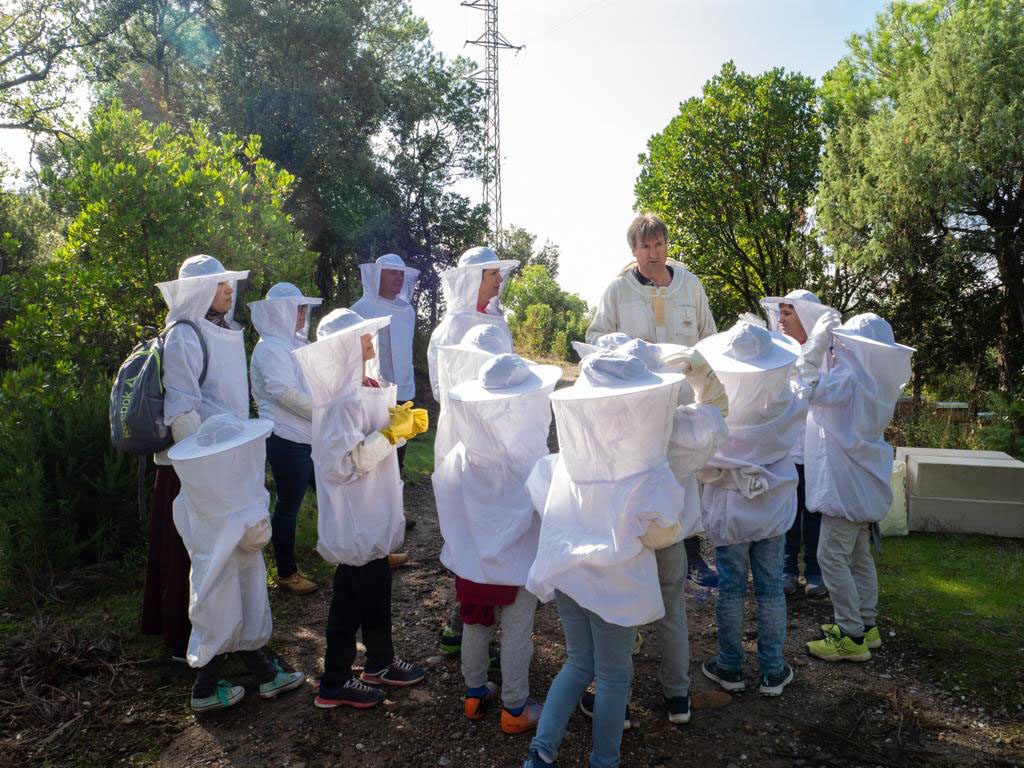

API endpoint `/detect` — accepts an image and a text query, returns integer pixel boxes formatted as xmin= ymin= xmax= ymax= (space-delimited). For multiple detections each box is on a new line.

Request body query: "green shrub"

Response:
xmin=0 ymin=368 xmax=139 ymax=605
xmin=976 ymin=394 xmax=1024 ymax=459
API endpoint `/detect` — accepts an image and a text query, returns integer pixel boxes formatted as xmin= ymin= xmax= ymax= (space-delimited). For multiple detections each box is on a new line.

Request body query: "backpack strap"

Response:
xmin=164 ymin=319 xmax=210 ymax=386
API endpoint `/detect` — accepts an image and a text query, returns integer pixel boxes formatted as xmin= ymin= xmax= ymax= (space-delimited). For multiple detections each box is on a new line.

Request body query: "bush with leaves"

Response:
xmin=0 ymin=103 xmax=316 ymax=385
xmin=504 ymin=264 xmax=589 ymax=360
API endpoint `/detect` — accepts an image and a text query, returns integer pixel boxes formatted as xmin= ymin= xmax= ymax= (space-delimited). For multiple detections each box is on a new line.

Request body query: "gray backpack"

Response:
xmin=110 ymin=320 xmax=208 ymax=455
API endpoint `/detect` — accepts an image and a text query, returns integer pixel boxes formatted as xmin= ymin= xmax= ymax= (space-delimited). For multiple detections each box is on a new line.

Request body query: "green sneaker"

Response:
xmin=807 ymin=633 xmax=871 ymax=662
xmin=440 ymin=622 xmax=462 ymax=655
xmin=821 ymin=623 xmax=882 ymax=650
xmin=258 ymin=660 xmax=306 ymax=699
xmin=191 ymin=680 xmax=245 ymax=712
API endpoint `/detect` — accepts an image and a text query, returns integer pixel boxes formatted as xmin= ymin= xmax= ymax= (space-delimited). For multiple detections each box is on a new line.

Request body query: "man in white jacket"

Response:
xmin=586 ymin=213 xmax=720 ymax=588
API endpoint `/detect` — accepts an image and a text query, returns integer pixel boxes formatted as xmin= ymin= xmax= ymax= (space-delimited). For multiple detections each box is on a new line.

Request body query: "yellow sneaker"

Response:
xmin=821 ymin=623 xmax=882 ymax=650
xmin=807 ymin=633 xmax=871 ymax=662
xmin=276 ymin=572 xmax=318 ymax=595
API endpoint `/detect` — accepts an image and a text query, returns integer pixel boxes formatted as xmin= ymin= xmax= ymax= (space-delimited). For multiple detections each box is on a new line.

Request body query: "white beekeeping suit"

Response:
xmin=168 ymin=414 xmax=275 ymax=668
xmin=434 ymin=354 xmax=561 ymax=586
xmin=695 ymin=322 xmax=808 ymax=547
xmin=427 ymin=246 xmax=519 ymax=401
xmin=805 ymin=313 xmax=914 ymax=523
xmin=155 ymin=255 xmax=250 ymax=464
xmin=293 ymin=309 xmax=405 ymax=565
xmin=433 ymin=323 xmax=512 ymax=467
xmin=760 ymin=289 xmax=839 ymax=463
xmin=526 ymin=351 xmax=686 ymax=627
xmin=351 ymin=254 xmax=421 ymax=401
xmin=249 ymin=282 xmax=323 ymax=443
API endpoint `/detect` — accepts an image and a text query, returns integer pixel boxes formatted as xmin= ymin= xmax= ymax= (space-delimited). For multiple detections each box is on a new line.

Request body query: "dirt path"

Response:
xmin=154 ymin=479 xmax=1019 ymax=768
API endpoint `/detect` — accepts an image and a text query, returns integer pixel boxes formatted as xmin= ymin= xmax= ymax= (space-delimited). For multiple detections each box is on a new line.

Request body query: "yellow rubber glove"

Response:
xmin=410 ymin=407 xmax=429 ymax=437
xmin=380 ymin=402 xmax=416 ymax=445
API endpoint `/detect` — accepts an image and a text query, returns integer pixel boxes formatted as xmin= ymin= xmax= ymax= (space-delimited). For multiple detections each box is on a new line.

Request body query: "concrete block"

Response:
xmin=906 ymin=455 xmax=1024 ymax=503
xmin=908 ymin=496 xmax=1024 ymax=538
xmin=895 ymin=446 xmax=1013 ymax=463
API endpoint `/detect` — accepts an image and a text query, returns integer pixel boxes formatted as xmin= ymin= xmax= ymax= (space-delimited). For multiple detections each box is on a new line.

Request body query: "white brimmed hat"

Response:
xmin=552 ymin=350 xmax=683 ymax=401
xmin=315 ymin=308 xmax=389 ymax=340
xmin=265 ymin=281 xmax=323 ymax=306
xmin=571 ymin=332 xmax=632 ymax=360
xmin=170 ymin=254 xmax=249 ymax=285
xmin=168 ymin=414 xmax=273 ymax=461
xmin=450 ymin=353 xmax=562 ymax=402
xmin=832 ymin=313 xmax=916 ymax=353
xmin=440 ymin=323 xmax=513 ymax=357
xmin=457 ymin=246 xmax=520 ymax=272
xmin=696 ymin=321 xmax=801 ymax=374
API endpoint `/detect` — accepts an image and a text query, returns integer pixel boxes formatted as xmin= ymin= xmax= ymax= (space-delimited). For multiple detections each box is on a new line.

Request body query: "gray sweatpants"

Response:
xmin=654 ymin=539 xmax=690 ymax=698
xmin=461 ymin=586 xmax=538 ymax=710
xmin=817 ymin=515 xmax=878 ymax=637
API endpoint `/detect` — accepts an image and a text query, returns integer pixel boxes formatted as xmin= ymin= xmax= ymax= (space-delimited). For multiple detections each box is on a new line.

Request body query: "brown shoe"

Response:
xmin=388 ymin=552 xmax=409 ymax=569
xmin=277 ymin=572 xmax=318 ymax=595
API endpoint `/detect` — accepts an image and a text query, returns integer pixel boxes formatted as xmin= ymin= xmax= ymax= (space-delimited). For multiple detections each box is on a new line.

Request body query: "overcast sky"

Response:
xmin=0 ymin=0 xmax=888 ymax=306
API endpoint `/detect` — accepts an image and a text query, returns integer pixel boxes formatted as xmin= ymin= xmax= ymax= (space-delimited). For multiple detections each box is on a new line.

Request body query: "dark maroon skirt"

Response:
xmin=140 ymin=464 xmax=191 ymax=654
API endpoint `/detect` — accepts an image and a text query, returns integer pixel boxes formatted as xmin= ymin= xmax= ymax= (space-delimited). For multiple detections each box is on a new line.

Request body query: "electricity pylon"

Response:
xmin=462 ymin=1 xmax=521 ymax=246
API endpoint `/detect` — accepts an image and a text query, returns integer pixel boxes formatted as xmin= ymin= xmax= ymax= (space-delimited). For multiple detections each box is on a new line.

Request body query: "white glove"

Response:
xmin=660 ymin=346 xmax=729 ymax=417
xmin=796 ymin=310 xmax=841 ymax=386
xmin=640 ymin=519 xmax=682 ymax=550
xmin=351 ymin=430 xmax=398 ymax=474
xmin=668 ymin=404 xmax=729 ymax=481
xmin=170 ymin=410 xmax=202 ymax=442
xmin=238 ymin=517 xmax=272 ymax=553
xmin=696 ymin=465 xmax=767 ymax=498
xmin=277 ymin=387 xmax=313 ymax=421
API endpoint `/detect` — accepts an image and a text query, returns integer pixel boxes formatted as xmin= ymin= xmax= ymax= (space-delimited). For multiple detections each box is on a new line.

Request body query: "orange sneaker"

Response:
xmin=500 ymin=698 xmax=542 ymax=734
xmin=464 ymin=681 xmax=498 ymax=720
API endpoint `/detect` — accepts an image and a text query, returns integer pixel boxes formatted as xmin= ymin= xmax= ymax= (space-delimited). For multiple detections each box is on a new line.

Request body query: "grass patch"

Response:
xmin=876 ymin=533 xmax=1024 ymax=712
xmin=401 ymin=424 xmax=435 ymax=485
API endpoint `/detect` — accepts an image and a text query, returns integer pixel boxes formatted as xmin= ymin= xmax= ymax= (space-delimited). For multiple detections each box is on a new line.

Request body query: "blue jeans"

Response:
xmin=530 ymin=591 xmax=635 ymax=768
xmin=266 ymin=433 xmax=316 ymax=578
xmin=784 ymin=464 xmax=821 ymax=580
xmin=713 ymin=535 xmax=787 ymax=678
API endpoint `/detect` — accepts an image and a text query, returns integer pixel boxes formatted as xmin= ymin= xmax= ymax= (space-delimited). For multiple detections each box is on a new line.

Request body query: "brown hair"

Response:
xmin=626 ymin=213 xmax=668 ymax=250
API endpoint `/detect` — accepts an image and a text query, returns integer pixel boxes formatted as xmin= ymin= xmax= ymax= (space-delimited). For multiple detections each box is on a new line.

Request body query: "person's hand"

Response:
xmin=410 ymin=407 xmax=429 ymax=437
xmin=661 ymin=346 xmax=729 ymax=417
xmin=380 ymin=402 xmax=416 ymax=445
xmin=800 ymin=309 xmax=842 ymax=379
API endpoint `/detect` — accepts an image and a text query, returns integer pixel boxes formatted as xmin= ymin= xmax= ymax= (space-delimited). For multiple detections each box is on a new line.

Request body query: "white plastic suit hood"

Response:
xmin=433 ymin=354 xmax=560 ymax=586
xmin=292 ymin=311 xmax=404 ymax=566
xmin=249 ymin=282 xmax=322 ymax=345
xmin=427 ymin=248 xmax=519 ymax=400
xmin=168 ymin=414 xmax=274 ymax=668
xmin=805 ymin=314 xmax=914 ymax=523
xmin=352 ymin=254 xmax=421 ymax=401
xmin=760 ymin=289 xmax=832 ymax=340
xmin=525 ymin=352 xmax=686 ymax=626
xmin=157 ymin=254 xmax=249 ymax=325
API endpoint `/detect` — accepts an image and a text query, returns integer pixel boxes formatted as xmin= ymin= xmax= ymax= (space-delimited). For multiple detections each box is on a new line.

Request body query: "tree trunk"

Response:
xmin=997 ymin=292 xmax=1015 ymax=395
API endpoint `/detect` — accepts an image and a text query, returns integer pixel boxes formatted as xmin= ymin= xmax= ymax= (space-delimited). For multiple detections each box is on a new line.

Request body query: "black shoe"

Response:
xmin=664 ymin=693 xmax=691 ymax=724
xmin=701 ymin=657 xmax=746 ymax=692
xmin=579 ymin=690 xmax=633 ymax=731
xmin=405 ymin=517 xmax=416 ymax=531
xmin=758 ymin=663 xmax=794 ymax=696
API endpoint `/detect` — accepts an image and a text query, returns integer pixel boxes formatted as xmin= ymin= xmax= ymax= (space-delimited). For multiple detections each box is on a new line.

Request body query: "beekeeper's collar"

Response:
xmin=439 ymin=246 xmax=519 ymax=314
xmin=293 ymin=309 xmax=390 ymax=405
xmin=697 ymin=321 xmax=801 ymax=374
xmin=359 ymin=253 xmax=420 ymax=306
xmin=249 ymin=281 xmax=322 ymax=343
xmin=157 ymin=254 xmax=249 ymax=324
xmin=449 ymin=353 xmax=562 ymax=402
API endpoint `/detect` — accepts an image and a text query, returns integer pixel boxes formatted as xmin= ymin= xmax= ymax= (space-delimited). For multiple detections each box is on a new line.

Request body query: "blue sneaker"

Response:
xmin=687 ymin=558 xmax=719 ymax=589
xmin=191 ymin=680 xmax=245 ymax=713
xmin=258 ymin=659 xmax=305 ymax=699
xmin=523 ymin=747 xmax=557 ymax=767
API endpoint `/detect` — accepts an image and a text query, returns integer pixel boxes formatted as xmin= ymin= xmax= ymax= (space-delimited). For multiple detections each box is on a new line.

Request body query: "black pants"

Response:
xmin=684 ymin=535 xmax=706 ymax=567
xmin=322 ymin=557 xmax=394 ymax=687
xmin=193 ymin=649 xmax=276 ymax=698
